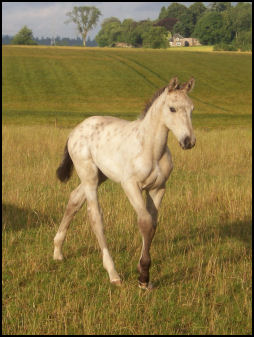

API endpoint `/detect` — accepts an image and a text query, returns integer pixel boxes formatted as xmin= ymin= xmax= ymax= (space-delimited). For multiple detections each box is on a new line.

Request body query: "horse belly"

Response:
xmin=91 ymin=144 xmax=130 ymax=183
xmin=91 ymin=132 xmax=143 ymax=183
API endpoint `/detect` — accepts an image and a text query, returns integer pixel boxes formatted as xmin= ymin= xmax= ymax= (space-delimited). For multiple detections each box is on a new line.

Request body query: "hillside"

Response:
xmin=2 ymin=45 xmax=252 ymax=127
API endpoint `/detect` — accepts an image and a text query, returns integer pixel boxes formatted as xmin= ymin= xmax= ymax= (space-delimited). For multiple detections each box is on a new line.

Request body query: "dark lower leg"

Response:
xmin=138 ymin=252 xmax=151 ymax=284
xmin=138 ymin=189 xmax=165 ymax=284
xmin=138 ymin=213 xmax=155 ymax=285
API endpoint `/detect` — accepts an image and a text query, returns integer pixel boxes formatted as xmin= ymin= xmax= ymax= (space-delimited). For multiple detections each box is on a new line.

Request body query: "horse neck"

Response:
xmin=140 ymin=93 xmax=168 ymax=160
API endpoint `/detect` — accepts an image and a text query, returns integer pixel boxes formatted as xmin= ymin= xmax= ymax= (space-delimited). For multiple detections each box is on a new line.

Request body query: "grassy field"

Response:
xmin=2 ymin=125 xmax=252 ymax=335
xmin=168 ymin=45 xmax=214 ymax=52
xmin=2 ymin=45 xmax=252 ymax=127
xmin=2 ymin=45 xmax=252 ymax=335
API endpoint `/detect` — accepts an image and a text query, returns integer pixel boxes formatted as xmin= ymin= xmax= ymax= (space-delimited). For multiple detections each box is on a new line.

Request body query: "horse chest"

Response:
xmin=141 ymin=163 xmax=164 ymax=190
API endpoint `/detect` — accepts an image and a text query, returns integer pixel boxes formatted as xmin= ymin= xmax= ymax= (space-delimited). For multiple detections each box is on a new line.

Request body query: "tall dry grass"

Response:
xmin=2 ymin=124 xmax=252 ymax=335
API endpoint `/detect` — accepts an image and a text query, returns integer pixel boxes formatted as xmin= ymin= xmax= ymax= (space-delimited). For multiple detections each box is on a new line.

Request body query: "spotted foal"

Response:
xmin=54 ymin=77 xmax=196 ymax=289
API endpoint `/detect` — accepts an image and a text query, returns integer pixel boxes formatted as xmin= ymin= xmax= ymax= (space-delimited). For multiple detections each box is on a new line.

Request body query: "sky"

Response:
xmin=2 ymin=2 xmax=237 ymax=40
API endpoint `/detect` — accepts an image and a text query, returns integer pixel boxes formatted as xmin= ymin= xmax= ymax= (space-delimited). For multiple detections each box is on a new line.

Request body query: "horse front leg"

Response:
xmin=146 ymin=187 xmax=166 ymax=228
xmin=122 ymin=181 xmax=163 ymax=289
xmin=140 ymin=187 xmax=165 ymax=285
xmin=137 ymin=187 xmax=166 ymax=288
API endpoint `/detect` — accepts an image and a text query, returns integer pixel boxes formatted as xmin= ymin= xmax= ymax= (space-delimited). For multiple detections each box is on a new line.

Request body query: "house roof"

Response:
xmin=172 ymin=33 xmax=184 ymax=39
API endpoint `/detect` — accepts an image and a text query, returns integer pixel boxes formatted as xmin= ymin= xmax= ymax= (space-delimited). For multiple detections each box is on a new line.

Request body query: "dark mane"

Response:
xmin=139 ymin=85 xmax=167 ymax=120
xmin=139 ymin=82 xmax=182 ymax=120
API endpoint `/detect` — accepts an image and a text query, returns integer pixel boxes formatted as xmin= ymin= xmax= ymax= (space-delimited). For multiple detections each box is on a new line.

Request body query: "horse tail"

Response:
xmin=56 ymin=140 xmax=73 ymax=183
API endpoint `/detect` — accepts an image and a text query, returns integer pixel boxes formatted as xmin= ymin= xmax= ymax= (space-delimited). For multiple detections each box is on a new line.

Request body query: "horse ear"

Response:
xmin=168 ymin=77 xmax=179 ymax=91
xmin=182 ymin=77 xmax=195 ymax=93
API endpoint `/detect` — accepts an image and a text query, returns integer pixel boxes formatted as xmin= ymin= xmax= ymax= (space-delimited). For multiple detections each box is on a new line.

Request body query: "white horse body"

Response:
xmin=54 ymin=77 xmax=196 ymax=289
xmin=68 ymin=114 xmax=171 ymax=190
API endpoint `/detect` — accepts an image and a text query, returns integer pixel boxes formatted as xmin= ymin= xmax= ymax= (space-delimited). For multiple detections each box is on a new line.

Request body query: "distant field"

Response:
xmin=169 ymin=45 xmax=214 ymax=52
xmin=168 ymin=45 xmax=252 ymax=53
xmin=2 ymin=45 xmax=252 ymax=128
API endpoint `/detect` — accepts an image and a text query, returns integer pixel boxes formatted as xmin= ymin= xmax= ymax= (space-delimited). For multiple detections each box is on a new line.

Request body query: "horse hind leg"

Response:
xmin=76 ymin=161 xmax=120 ymax=285
xmin=85 ymin=184 xmax=121 ymax=285
xmin=54 ymin=184 xmax=86 ymax=260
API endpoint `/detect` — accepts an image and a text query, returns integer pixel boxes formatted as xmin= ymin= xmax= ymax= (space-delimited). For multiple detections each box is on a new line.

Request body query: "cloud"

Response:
xmin=2 ymin=2 xmax=76 ymax=37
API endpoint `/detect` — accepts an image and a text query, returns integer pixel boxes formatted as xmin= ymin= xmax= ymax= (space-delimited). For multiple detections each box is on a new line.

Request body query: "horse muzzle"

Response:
xmin=180 ymin=136 xmax=196 ymax=150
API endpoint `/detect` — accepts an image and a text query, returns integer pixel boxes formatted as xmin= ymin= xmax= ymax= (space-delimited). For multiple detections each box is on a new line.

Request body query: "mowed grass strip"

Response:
xmin=2 ymin=45 xmax=252 ymax=128
xmin=2 ymin=124 xmax=252 ymax=335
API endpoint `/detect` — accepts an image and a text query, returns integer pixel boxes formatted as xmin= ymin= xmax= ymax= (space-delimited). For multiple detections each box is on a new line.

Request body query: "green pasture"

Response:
xmin=2 ymin=45 xmax=252 ymax=128
xmin=2 ymin=45 xmax=252 ymax=335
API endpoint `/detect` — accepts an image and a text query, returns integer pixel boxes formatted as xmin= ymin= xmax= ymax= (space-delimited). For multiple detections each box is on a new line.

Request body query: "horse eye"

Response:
xmin=170 ymin=107 xmax=176 ymax=113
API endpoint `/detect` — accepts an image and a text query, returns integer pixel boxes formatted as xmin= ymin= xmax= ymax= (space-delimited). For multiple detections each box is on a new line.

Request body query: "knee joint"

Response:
xmin=138 ymin=212 xmax=153 ymax=229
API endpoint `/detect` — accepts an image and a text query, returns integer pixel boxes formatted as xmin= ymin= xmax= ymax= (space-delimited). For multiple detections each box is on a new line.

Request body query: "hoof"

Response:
xmin=111 ymin=279 xmax=122 ymax=287
xmin=138 ymin=281 xmax=153 ymax=290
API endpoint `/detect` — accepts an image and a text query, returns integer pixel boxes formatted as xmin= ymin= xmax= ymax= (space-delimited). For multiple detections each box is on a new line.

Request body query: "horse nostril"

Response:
xmin=184 ymin=136 xmax=191 ymax=148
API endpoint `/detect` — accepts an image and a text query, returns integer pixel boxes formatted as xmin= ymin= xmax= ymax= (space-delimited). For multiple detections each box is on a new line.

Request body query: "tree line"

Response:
xmin=3 ymin=3 xmax=252 ymax=51
xmin=96 ymin=2 xmax=252 ymax=50
xmin=2 ymin=31 xmax=97 ymax=47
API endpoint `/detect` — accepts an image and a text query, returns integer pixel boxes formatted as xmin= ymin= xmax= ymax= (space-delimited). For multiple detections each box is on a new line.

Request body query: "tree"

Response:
xmin=96 ymin=17 xmax=122 ymax=47
xmin=153 ymin=17 xmax=178 ymax=33
xmin=220 ymin=8 xmax=235 ymax=43
xmin=142 ymin=26 xmax=168 ymax=49
xmin=219 ymin=2 xmax=252 ymax=43
xmin=66 ymin=6 xmax=101 ymax=46
xmin=165 ymin=3 xmax=188 ymax=19
xmin=101 ymin=16 xmax=121 ymax=28
xmin=130 ymin=20 xmax=153 ymax=47
xmin=11 ymin=26 xmax=37 ymax=45
xmin=235 ymin=29 xmax=252 ymax=51
xmin=173 ymin=12 xmax=194 ymax=37
xmin=2 ymin=35 xmax=12 ymax=44
xmin=193 ymin=12 xmax=224 ymax=45
xmin=158 ymin=6 xmax=168 ymax=20
xmin=172 ymin=3 xmax=207 ymax=38
xmin=96 ymin=18 xmax=140 ymax=47
xmin=209 ymin=2 xmax=232 ymax=13
xmin=188 ymin=2 xmax=207 ymax=25
xmin=231 ymin=2 xmax=252 ymax=40
xmin=119 ymin=19 xmax=136 ymax=44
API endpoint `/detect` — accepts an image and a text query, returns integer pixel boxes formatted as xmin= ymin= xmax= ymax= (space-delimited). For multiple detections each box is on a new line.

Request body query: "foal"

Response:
xmin=54 ymin=77 xmax=196 ymax=289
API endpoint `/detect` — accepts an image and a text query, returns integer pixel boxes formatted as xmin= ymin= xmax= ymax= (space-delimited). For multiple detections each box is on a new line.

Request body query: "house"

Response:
xmin=169 ymin=33 xmax=201 ymax=47
xmin=112 ymin=42 xmax=133 ymax=48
